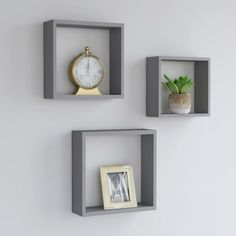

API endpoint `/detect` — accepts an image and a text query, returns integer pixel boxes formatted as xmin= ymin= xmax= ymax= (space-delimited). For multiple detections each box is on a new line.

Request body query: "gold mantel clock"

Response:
xmin=68 ymin=47 xmax=105 ymax=95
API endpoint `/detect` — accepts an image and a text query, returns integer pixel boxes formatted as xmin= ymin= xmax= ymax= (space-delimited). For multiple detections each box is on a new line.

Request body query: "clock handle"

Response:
xmin=84 ymin=47 xmax=91 ymax=56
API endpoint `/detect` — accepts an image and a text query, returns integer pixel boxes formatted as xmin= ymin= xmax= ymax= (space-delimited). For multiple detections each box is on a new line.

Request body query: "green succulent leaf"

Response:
xmin=161 ymin=82 xmax=170 ymax=91
xmin=164 ymin=74 xmax=173 ymax=83
xmin=174 ymin=79 xmax=183 ymax=92
xmin=162 ymin=81 xmax=179 ymax=94
xmin=163 ymin=74 xmax=194 ymax=94
xmin=178 ymin=76 xmax=189 ymax=86
xmin=180 ymin=80 xmax=194 ymax=94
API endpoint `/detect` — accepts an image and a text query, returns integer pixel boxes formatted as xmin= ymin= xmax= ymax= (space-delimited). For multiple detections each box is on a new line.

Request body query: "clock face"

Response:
xmin=72 ymin=56 xmax=104 ymax=89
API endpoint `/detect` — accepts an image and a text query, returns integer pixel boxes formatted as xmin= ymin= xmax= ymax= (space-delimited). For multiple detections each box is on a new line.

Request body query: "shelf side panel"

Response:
xmin=72 ymin=131 xmax=84 ymax=216
xmin=194 ymin=61 xmax=209 ymax=113
xmin=44 ymin=20 xmax=55 ymax=98
xmin=110 ymin=27 xmax=123 ymax=96
xmin=146 ymin=57 xmax=160 ymax=117
xmin=141 ymin=134 xmax=156 ymax=208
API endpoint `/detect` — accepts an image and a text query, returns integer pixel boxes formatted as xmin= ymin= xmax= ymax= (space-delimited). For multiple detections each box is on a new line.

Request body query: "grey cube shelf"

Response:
xmin=44 ymin=20 xmax=124 ymax=99
xmin=72 ymin=129 xmax=156 ymax=217
xmin=146 ymin=56 xmax=210 ymax=117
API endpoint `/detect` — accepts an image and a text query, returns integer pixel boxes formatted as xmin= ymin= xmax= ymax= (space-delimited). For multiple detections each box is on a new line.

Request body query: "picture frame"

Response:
xmin=100 ymin=165 xmax=137 ymax=210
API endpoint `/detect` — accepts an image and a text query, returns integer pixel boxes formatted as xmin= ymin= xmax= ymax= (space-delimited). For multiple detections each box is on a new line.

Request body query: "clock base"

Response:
xmin=75 ymin=87 xmax=101 ymax=95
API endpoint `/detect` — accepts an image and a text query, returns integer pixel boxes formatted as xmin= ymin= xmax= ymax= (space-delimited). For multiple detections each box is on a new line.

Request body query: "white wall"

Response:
xmin=1 ymin=0 xmax=236 ymax=235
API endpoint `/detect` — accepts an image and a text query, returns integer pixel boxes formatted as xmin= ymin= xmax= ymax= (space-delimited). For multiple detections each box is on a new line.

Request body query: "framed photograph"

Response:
xmin=100 ymin=165 xmax=137 ymax=210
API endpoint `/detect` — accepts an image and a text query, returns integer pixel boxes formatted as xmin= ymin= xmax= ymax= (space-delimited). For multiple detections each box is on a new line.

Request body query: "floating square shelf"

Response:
xmin=72 ymin=129 xmax=156 ymax=217
xmin=44 ymin=20 xmax=124 ymax=99
xmin=146 ymin=56 xmax=210 ymax=117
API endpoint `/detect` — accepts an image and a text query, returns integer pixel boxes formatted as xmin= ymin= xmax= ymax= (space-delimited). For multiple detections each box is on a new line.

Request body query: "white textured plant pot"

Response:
xmin=168 ymin=94 xmax=191 ymax=114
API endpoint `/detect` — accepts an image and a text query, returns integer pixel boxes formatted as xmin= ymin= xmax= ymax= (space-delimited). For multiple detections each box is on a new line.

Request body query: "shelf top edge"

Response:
xmin=44 ymin=19 xmax=124 ymax=28
xmin=147 ymin=56 xmax=210 ymax=62
xmin=72 ymin=129 xmax=156 ymax=135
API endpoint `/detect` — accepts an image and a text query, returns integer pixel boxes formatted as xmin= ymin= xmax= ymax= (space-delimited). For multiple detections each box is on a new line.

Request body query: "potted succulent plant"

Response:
xmin=162 ymin=74 xmax=194 ymax=114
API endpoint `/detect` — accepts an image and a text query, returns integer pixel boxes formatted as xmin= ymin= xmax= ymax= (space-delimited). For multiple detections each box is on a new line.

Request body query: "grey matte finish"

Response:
xmin=146 ymin=57 xmax=160 ymax=117
xmin=44 ymin=19 xmax=124 ymax=99
xmin=72 ymin=129 xmax=156 ymax=217
xmin=55 ymin=94 xmax=122 ymax=100
xmin=85 ymin=203 xmax=154 ymax=216
xmin=44 ymin=20 xmax=55 ymax=98
xmin=146 ymin=56 xmax=210 ymax=117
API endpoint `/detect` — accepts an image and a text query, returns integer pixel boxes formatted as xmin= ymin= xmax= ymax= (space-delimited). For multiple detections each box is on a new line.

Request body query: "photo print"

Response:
xmin=107 ymin=172 xmax=130 ymax=202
